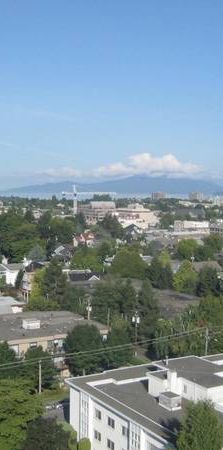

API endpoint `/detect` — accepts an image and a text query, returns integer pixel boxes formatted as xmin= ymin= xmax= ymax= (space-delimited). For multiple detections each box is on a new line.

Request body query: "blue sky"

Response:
xmin=0 ymin=0 xmax=223 ymax=187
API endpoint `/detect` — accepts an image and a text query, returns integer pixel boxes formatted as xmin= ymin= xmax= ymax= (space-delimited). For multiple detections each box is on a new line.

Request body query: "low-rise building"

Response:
xmin=174 ymin=220 xmax=210 ymax=234
xmin=117 ymin=204 xmax=159 ymax=229
xmin=210 ymin=220 xmax=223 ymax=235
xmin=0 ymin=311 xmax=108 ymax=357
xmin=67 ymin=353 xmax=223 ymax=449
xmin=78 ymin=201 xmax=116 ymax=225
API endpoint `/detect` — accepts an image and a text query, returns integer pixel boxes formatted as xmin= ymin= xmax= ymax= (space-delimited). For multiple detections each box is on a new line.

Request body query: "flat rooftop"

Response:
xmin=0 ymin=311 xmax=108 ymax=342
xmin=67 ymin=354 xmax=223 ymax=444
xmin=0 ymin=297 xmax=25 ymax=315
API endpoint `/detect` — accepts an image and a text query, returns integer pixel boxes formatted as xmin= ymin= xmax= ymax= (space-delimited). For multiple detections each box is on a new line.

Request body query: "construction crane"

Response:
xmin=62 ymin=184 xmax=116 ymax=216
xmin=62 ymin=185 xmax=78 ymax=216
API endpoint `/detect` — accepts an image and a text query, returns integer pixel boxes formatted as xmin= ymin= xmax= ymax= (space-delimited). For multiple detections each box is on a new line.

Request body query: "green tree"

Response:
xmin=176 ymin=239 xmax=200 ymax=260
xmin=0 ymin=274 xmax=6 ymax=291
xmin=21 ymin=346 xmax=57 ymax=391
xmin=71 ymin=247 xmax=102 ymax=272
xmin=111 ymin=249 xmax=147 ymax=279
xmin=92 ymin=280 xmax=136 ymax=324
xmin=97 ymin=241 xmax=114 ymax=263
xmin=147 ymin=257 xmax=173 ymax=289
xmin=100 ymin=214 xmax=123 ymax=239
xmin=0 ymin=379 xmax=43 ymax=450
xmin=159 ymin=213 xmax=174 ymax=229
xmin=177 ymin=401 xmax=223 ymax=450
xmin=78 ymin=438 xmax=91 ymax=450
xmin=27 ymin=244 xmax=46 ymax=262
xmin=0 ymin=342 xmax=17 ymax=378
xmin=41 ymin=259 xmax=68 ymax=305
xmin=15 ymin=269 xmax=24 ymax=290
xmin=50 ymin=217 xmax=75 ymax=243
xmin=137 ymin=280 xmax=160 ymax=338
xmin=196 ymin=267 xmax=219 ymax=297
xmin=173 ymin=261 xmax=198 ymax=294
xmin=106 ymin=318 xmax=132 ymax=368
xmin=204 ymin=233 xmax=223 ymax=252
xmin=22 ymin=417 xmax=77 ymax=450
xmin=64 ymin=324 xmax=105 ymax=376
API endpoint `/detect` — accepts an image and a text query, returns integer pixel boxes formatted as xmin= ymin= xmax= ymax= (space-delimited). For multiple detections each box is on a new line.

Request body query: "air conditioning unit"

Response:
xmin=22 ymin=319 xmax=41 ymax=330
xmin=159 ymin=391 xmax=182 ymax=411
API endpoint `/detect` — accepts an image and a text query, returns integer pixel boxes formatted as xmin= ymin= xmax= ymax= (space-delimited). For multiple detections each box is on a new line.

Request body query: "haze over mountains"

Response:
xmin=1 ymin=175 xmax=222 ymax=197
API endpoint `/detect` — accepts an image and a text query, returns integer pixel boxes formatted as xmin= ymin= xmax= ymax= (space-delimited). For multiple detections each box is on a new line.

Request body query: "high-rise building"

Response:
xmin=189 ymin=192 xmax=204 ymax=202
xmin=151 ymin=192 xmax=167 ymax=201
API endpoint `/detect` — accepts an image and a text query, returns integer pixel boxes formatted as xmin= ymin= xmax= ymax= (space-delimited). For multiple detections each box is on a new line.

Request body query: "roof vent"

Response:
xmin=159 ymin=391 xmax=182 ymax=411
xmin=22 ymin=319 xmax=41 ymax=330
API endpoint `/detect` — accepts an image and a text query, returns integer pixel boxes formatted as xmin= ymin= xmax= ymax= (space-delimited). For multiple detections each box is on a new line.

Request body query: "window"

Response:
xmin=107 ymin=439 xmax=115 ymax=450
xmin=94 ymin=430 xmax=101 ymax=441
xmin=108 ymin=417 xmax=115 ymax=428
xmin=183 ymin=384 xmax=187 ymax=394
xmin=29 ymin=342 xmax=37 ymax=348
xmin=131 ymin=424 xmax=141 ymax=450
xmin=95 ymin=408 xmax=102 ymax=420
xmin=122 ymin=425 xmax=128 ymax=437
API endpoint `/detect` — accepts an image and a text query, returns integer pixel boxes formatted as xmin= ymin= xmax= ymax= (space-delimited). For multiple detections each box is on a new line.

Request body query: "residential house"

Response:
xmin=0 ymin=261 xmax=23 ymax=287
xmin=21 ymin=261 xmax=45 ymax=301
xmin=68 ymin=270 xmax=102 ymax=288
xmin=52 ymin=243 xmax=74 ymax=263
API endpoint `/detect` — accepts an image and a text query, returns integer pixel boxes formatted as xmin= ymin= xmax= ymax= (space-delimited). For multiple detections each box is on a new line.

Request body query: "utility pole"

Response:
xmin=38 ymin=360 xmax=42 ymax=395
xmin=86 ymin=297 xmax=92 ymax=321
xmin=132 ymin=311 xmax=141 ymax=344
xmin=205 ymin=327 xmax=209 ymax=356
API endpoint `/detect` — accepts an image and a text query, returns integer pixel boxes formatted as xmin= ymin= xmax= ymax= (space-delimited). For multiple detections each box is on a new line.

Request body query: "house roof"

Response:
xmin=192 ymin=261 xmax=222 ymax=272
xmin=69 ymin=271 xmax=101 ymax=282
xmin=0 ymin=263 xmax=23 ymax=272
xmin=0 ymin=297 xmax=25 ymax=315
xmin=0 ymin=311 xmax=108 ymax=342
xmin=25 ymin=262 xmax=45 ymax=273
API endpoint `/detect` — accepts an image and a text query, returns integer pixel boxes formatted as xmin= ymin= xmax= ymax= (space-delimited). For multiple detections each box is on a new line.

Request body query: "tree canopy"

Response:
xmin=64 ymin=324 xmax=105 ymax=376
xmin=0 ymin=379 xmax=43 ymax=450
xmin=22 ymin=417 xmax=77 ymax=450
xmin=110 ymin=249 xmax=147 ymax=279
xmin=177 ymin=401 xmax=223 ymax=450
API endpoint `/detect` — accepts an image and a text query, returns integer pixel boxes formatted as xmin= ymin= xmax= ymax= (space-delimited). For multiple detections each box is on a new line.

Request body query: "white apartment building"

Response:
xmin=117 ymin=204 xmax=159 ymax=230
xmin=174 ymin=220 xmax=210 ymax=234
xmin=67 ymin=354 xmax=223 ymax=450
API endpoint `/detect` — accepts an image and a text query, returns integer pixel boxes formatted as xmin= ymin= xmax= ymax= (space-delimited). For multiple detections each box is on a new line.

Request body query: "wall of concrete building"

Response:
xmin=69 ymin=384 xmax=169 ymax=450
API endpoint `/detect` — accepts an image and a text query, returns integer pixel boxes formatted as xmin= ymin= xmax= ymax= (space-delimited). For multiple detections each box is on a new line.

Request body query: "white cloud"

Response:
xmin=37 ymin=152 xmax=202 ymax=180
xmin=36 ymin=167 xmax=82 ymax=178
xmin=92 ymin=152 xmax=201 ymax=178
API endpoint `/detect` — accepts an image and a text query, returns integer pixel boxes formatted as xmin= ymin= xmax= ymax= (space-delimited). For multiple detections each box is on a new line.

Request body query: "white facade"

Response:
xmin=174 ymin=220 xmax=210 ymax=233
xmin=117 ymin=205 xmax=160 ymax=229
xmin=67 ymin=354 xmax=223 ymax=450
xmin=69 ymin=386 xmax=168 ymax=450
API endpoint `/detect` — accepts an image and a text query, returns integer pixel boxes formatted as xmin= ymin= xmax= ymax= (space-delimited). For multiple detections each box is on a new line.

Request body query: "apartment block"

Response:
xmin=67 ymin=354 xmax=223 ymax=449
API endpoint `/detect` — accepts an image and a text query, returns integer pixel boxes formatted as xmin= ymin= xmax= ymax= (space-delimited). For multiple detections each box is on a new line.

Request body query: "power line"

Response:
xmin=0 ymin=327 xmax=207 ymax=371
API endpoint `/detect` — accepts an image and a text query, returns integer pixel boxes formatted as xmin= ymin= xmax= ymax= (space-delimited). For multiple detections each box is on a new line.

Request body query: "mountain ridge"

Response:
xmin=1 ymin=175 xmax=222 ymax=196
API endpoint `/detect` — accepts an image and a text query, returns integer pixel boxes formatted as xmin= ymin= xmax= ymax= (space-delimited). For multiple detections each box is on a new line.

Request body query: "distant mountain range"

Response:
xmin=1 ymin=175 xmax=223 ymax=197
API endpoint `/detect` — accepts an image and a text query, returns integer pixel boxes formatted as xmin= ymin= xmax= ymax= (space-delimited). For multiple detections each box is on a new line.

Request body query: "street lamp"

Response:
xmin=132 ymin=311 xmax=141 ymax=343
xmin=217 ymin=272 xmax=223 ymax=295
